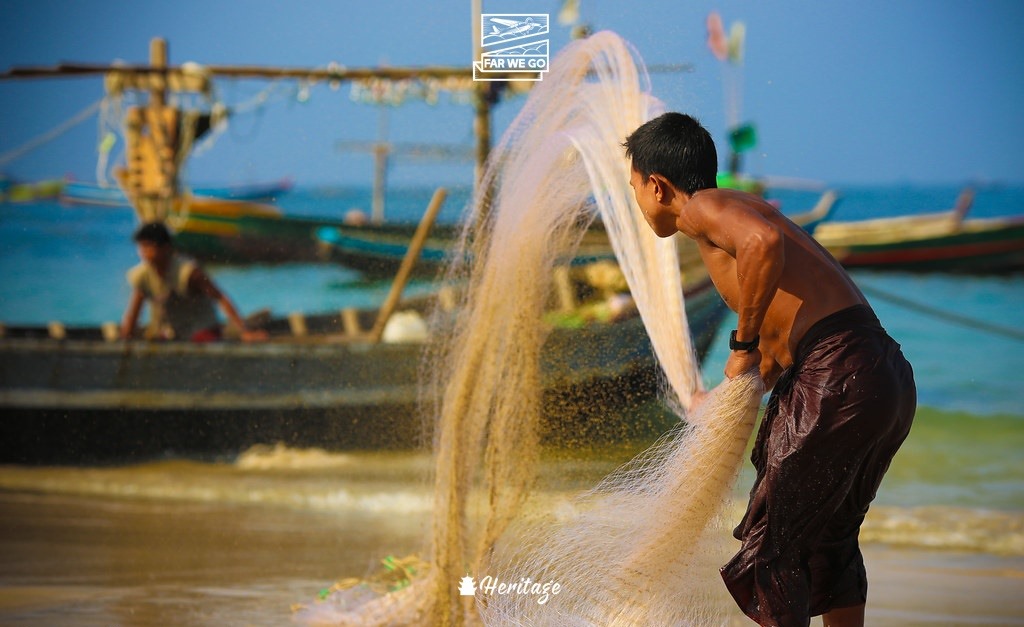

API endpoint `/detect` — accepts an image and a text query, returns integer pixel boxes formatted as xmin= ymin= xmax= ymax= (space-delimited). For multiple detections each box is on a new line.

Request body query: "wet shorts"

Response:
xmin=720 ymin=304 xmax=916 ymax=626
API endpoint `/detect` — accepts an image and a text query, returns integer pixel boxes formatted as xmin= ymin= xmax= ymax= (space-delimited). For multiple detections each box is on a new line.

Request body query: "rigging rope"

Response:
xmin=0 ymin=98 xmax=103 ymax=168
xmin=857 ymin=280 xmax=1024 ymax=342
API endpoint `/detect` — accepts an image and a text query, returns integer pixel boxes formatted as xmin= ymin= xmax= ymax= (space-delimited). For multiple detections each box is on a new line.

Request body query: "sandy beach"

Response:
xmin=863 ymin=545 xmax=1024 ymax=626
xmin=0 ymin=488 xmax=1021 ymax=626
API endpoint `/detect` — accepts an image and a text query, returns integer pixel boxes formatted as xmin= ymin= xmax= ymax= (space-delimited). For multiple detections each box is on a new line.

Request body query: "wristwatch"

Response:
xmin=729 ymin=330 xmax=760 ymax=352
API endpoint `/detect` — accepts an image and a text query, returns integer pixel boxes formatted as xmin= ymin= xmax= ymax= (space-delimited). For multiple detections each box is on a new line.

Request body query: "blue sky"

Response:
xmin=1 ymin=0 xmax=1022 ymax=187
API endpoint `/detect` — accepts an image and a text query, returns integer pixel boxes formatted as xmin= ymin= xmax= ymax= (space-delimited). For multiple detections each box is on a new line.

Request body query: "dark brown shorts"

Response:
xmin=720 ymin=305 xmax=916 ymax=627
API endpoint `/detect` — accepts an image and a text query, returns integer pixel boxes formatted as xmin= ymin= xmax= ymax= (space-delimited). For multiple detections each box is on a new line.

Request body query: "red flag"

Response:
xmin=706 ymin=12 xmax=728 ymax=61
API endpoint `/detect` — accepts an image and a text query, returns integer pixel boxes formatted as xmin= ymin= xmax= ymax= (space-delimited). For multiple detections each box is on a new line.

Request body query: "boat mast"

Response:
xmin=471 ymin=0 xmax=490 ymax=190
xmin=116 ymin=38 xmax=181 ymax=222
xmin=2 ymin=38 xmax=693 ymax=223
xmin=1 ymin=37 xmax=502 ymax=222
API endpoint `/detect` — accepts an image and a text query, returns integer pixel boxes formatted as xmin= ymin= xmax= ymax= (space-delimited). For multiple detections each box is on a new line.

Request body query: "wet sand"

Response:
xmin=863 ymin=545 xmax=1024 ymax=625
xmin=0 ymin=490 xmax=425 ymax=626
xmin=0 ymin=490 xmax=1021 ymax=626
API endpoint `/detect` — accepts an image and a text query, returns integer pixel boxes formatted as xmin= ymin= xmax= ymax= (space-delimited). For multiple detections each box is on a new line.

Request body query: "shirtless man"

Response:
xmin=624 ymin=113 xmax=916 ymax=626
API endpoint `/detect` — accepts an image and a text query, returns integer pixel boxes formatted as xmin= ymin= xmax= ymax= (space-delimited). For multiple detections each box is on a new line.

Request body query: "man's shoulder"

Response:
xmin=689 ymin=188 xmax=771 ymax=219
xmin=126 ymin=262 xmax=148 ymax=288
xmin=172 ymin=256 xmax=204 ymax=293
xmin=694 ymin=187 xmax=762 ymax=206
xmin=173 ymin=256 xmax=200 ymax=275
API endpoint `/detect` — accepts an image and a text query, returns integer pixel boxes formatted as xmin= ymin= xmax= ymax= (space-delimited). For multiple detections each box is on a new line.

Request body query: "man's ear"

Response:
xmin=649 ymin=174 xmax=674 ymax=204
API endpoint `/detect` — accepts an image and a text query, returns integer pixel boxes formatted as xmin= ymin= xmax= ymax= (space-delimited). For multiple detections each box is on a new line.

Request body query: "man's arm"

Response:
xmin=120 ymin=289 xmax=145 ymax=339
xmin=189 ymin=268 xmax=267 ymax=341
xmin=685 ymin=194 xmax=785 ymax=378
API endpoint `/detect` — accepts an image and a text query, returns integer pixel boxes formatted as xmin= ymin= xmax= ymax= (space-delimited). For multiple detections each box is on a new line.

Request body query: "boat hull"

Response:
xmin=817 ymin=218 xmax=1024 ymax=273
xmin=0 ymin=282 xmax=727 ymax=463
xmin=60 ymin=180 xmax=293 ymax=207
xmin=167 ymin=175 xmax=759 ymax=269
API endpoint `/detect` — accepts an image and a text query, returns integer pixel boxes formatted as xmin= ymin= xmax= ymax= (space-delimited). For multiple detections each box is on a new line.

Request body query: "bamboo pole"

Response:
xmin=150 ymin=39 xmax=167 ymax=107
xmin=148 ymin=38 xmax=176 ymax=221
xmin=1 ymin=62 xmax=690 ymax=81
xmin=1 ymin=63 xmax=481 ymax=81
xmin=471 ymin=0 xmax=490 ymax=190
xmin=371 ymin=108 xmax=390 ymax=224
xmin=368 ymin=187 xmax=447 ymax=342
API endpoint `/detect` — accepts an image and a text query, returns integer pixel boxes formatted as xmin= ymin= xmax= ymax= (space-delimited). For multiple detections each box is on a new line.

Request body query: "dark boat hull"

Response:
xmin=833 ymin=226 xmax=1024 ymax=273
xmin=815 ymin=215 xmax=1024 ymax=274
xmin=0 ymin=282 xmax=727 ymax=463
xmin=60 ymin=180 xmax=294 ymax=207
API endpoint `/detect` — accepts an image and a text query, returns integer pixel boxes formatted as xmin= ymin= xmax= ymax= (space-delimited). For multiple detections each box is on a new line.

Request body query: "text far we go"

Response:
xmin=481 ymin=57 xmax=547 ymax=70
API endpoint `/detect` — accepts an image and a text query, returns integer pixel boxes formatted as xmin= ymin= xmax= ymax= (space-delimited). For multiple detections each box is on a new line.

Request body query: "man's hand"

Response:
xmin=689 ymin=388 xmax=710 ymax=412
xmin=725 ymin=348 xmax=762 ymax=380
xmin=240 ymin=328 xmax=269 ymax=342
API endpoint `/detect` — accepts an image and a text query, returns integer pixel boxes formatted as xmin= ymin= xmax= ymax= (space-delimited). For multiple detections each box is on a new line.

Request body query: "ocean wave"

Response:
xmin=861 ymin=505 xmax=1024 ymax=555
xmin=233 ymin=443 xmax=360 ymax=470
xmin=0 ymin=459 xmax=434 ymax=515
xmin=3 ymin=456 xmax=1022 ymax=556
xmin=718 ymin=500 xmax=1024 ymax=556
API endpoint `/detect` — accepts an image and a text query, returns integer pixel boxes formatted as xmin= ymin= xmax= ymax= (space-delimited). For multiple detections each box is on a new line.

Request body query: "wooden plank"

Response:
xmin=553 ymin=266 xmax=576 ymax=312
xmin=47 ymin=322 xmax=66 ymax=340
xmin=438 ymin=285 xmax=458 ymax=312
xmin=287 ymin=312 xmax=308 ymax=337
xmin=101 ymin=322 xmax=119 ymax=342
xmin=340 ymin=308 xmax=362 ymax=338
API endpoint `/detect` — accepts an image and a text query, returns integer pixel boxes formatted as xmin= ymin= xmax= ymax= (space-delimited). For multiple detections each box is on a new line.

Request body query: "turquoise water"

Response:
xmin=1 ymin=184 xmax=1022 ymax=543
xmin=0 ymin=186 xmax=471 ymax=325
xmin=2 ymin=183 xmax=1022 ymax=415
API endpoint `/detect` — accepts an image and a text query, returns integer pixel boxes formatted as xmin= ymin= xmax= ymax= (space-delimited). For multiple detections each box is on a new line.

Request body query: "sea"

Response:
xmin=0 ymin=183 xmax=1022 ymax=625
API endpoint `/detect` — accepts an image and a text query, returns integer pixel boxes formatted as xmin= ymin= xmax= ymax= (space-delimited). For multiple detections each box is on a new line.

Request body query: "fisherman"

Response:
xmin=623 ymin=112 xmax=916 ymax=627
xmin=120 ymin=221 xmax=267 ymax=342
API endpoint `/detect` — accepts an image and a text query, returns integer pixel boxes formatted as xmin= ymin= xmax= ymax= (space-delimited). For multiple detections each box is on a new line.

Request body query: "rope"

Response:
xmin=0 ymin=98 xmax=103 ymax=168
xmin=96 ymin=94 xmax=128 ymax=186
xmin=857 ymin=280 xmax=1024 ymax=342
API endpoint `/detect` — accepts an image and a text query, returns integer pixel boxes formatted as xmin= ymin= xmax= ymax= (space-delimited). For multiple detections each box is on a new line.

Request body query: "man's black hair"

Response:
xmin=622 ymin=112 xmax=719 ymax=195
xmin=133 ymin=221 xmax=173 ymax=246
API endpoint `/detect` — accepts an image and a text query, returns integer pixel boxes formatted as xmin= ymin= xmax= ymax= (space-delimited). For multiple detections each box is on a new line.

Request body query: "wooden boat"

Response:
xmin=812 ymin=189 xmax=1024 ymax=273
xmin=787 ymin=189 xmax=839 ymax=233
xmin=0 ymin=178 xmax=64 ymax=203
xmin=167 ymin=195 xmax=336 ymax=263
xmin=311 ymin=186 xmax=839 ymax=278
xmin=0 ymin=274 xmax=728 ymax=463
xmin=60 ymin=178 xmax=294 ymax=207
xmin=313 ymin=221 xmax=624 ymax=278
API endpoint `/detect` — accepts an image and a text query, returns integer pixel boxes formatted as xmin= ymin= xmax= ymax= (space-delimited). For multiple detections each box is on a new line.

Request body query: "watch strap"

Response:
xmin=729 ymin=330 xmax=760 ymax=352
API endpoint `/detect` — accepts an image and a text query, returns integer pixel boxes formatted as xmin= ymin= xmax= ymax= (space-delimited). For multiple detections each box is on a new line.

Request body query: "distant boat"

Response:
xmin=60 ymin=178 xmax=294 ymax=207
xmin=786 ymin=189 xmax=840 ymax=233
xmin=165 ymin=177 xmax=837 ymax=272
xmin=0 ymin=276 xmax=728 ymax=463
xmin=314 ymin=184 xmax=839 ymax=277
xmin=0 ymin=178 xmax=64 ymax=203
xmin=169 ymin=195 xmax=343 ymax=263
xmin=812 ymin=188 xmax=1024 ymax=273
xmin=313 ymin=222 xmax=624 ymax=278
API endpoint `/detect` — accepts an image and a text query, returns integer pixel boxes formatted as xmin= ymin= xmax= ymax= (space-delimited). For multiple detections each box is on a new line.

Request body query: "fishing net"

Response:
xmin=295 ymin=30 xmax=762 ymax=626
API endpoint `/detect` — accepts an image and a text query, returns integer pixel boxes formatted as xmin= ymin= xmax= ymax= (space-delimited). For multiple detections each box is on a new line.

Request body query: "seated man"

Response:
xmin=120 ymin=222 xmax=266 ymax=342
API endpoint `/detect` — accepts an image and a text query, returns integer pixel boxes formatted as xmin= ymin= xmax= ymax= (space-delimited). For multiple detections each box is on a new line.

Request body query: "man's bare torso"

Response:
xmin=686 ymin=189 xmax=866 ymax=369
